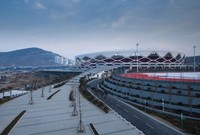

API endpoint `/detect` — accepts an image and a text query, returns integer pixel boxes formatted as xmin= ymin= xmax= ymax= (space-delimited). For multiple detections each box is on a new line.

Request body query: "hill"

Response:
xmin=0 ymin=48 xmax=62 ymax=67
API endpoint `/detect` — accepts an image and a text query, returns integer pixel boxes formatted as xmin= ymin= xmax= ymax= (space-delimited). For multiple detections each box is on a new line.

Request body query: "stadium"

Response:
xmin=75 ymin=50 xmax=186 ymax=68
xmin=99 ymin=72 xmax=200 ymax=118
xmin=76 ymin=49 xmax=200 ymax=119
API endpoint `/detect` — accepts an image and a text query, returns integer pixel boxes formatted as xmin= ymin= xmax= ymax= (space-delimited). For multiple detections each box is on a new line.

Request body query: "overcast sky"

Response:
xmin=0 ymin=0 xmax=200 ymax=59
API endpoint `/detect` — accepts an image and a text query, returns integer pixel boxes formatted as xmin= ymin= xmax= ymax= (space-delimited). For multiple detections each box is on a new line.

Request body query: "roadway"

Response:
xmin=88 ymin=79 xmax=185 ymax=135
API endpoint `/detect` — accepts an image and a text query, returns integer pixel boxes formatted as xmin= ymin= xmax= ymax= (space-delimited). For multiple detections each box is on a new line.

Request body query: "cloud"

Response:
xmin=34 ymin=2 xmax=46 ymax=10
xmin=169 ymin=0 xmax=176 ymax=4
xmin=71 ymin=0 xmax=80 ymax=2
xmin=111 ymin=16 xmax=127 ymax=29
xmin=23 ymin=0 xmax=29 ymax=3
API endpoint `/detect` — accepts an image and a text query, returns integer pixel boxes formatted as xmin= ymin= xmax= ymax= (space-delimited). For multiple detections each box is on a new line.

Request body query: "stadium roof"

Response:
xmin=76 ymin=49 xmax=185 ymax=59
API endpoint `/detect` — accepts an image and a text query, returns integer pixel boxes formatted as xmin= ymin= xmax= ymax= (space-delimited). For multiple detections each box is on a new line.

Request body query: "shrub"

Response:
xmin=136 ymin=86 xmax=140 ymax=90
xmin=92 ymin=98 xmax=98 ymax=104
xmin=172 ymin=86 xmax=176 ymax=89
xmin=161 ymin=90 xmax=165 ymax=93
xmin=69 ymin=91 xmax=75 ymax=101
xmin=177 ymin=91 xmax=182 ymax=95
xmin=177 ymin=102 xmax=183 ymax=106
xmin=135 ymin=95 xmax=140 ymax=98
xmin=147 ymin=97 xmax=151 ymax=100
xmin=195 ymin=93 xmax=200 ymax=98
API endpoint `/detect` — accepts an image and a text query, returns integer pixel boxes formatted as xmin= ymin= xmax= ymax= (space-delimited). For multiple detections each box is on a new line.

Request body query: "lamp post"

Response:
xmin=10 ymin=90 xmax=12 ymax=98
xmin=194 ymin=46 xmax=196 ymax=72
xmin=136 ymin=43 xmax=139 ymax=73
xmin=41 ymin=85 xmax=44 ymax=97
xmin=77 ymin=82 xmax=85 ymax=133
xmin=162 ymin=99 xmax=165 ymax=111
xmin=29 ymin=83 xmax=34 ymax=105
xmin=181 ymin=113 xmax=183 ymax=129
xmin=72 ymin=81 xmax=78 ymax=116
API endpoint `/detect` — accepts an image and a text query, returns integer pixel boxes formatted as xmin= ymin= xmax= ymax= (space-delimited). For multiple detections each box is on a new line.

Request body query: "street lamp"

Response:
xmin=77 ymin=82 xmax=85 ymax=133
xmin=72 ymin=81 xmax=78 ymax=116
xmin=194 ymin=46 xmax=196 ymax=72
xmin=136 ymin=43 xmax=139 ymax=73
xmin=41 ymin=87 xmax=44 ymax=97
xmin=29 ymin=83 xmax=34 ymax=105
xmin=162 ymin=99 xmax=165 ymax=111
xmin=10 ymin=90 xmax=12 ymax=98
xmin=144 ymin=100 xmax=147 ymax=111
xmin=181 ymin=113 xmax=183 ymax=129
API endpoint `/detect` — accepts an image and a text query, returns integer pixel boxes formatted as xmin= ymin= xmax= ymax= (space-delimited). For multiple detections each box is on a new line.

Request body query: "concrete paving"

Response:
xmin=0 ymin=78 xmax=144 ymax=135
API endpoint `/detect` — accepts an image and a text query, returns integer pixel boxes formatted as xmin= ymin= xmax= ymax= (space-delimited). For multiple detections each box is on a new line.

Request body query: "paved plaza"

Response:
xmin=0 ymin=76 xmax=143 ymax=135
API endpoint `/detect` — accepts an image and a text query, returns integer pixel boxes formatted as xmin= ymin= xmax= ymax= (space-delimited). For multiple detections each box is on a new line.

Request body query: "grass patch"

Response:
xmin=47 ymin=89 xmax=60 ymax=100
xmin=0 ymin=93 xmax=28 ymax=105
xmin=89 ymin=123 xmax=99 ymax=135
xmin=1 ymin=110 xmax=26 ymax=135
xmin=79 ymin=77 xmax=110 ymax=113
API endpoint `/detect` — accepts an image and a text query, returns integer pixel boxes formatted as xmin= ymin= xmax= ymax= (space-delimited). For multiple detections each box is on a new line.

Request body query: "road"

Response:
xmin=88 ymin=79 xmax=184 ymax=135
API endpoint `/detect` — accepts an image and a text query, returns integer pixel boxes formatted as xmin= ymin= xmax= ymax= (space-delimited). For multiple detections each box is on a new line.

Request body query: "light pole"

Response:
xmin=194 ymin=46 xmax=196 ymax=72
xmin=10 ymin=90 xmax=12 ymax=98
xmin=162 ymin=99 xmax=165 ymax=111
xmin=181 ymin=113 xmax=183 ymax=129
xmin=136 ymin=43 xmax=139 ymax=73
xmin=41 ymin=85 xmax=44 ymax=97
xmin=72 ymin=81 xmax=78 ymax=116
xmin=77 ymin=82 xmax=85 ymax=133
xmin=48 ymin=81 xmax=51 ymax=93
xmin=29 ymin=83 xmax=34 ymax=105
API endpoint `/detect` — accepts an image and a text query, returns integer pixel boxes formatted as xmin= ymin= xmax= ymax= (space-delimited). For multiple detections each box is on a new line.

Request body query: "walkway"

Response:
xmin=0 ymin=75 xmax=143 ymax=135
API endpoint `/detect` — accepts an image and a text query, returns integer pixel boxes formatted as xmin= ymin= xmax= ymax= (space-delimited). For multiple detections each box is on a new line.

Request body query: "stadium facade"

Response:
xmin=75 ymin=50 xmax=185 ymax=68
xmin=99 ymin=73 xmax=200 ymax=118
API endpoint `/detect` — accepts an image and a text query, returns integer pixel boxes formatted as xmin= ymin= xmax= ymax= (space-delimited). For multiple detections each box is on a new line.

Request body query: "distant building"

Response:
xmin=55 ymin=55 xmax=60 ymax=64
xmin=55 ymin=55 xmax=75 ymax=66
xmin=55 ymin=55 xmax=65 ymax=65
xmin=0 ymin=74 xmax=7 ymax=81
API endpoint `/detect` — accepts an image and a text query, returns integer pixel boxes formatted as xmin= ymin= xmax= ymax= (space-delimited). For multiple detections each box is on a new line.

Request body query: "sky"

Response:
xmin=0 ymin=0 xmax=200 ymax=59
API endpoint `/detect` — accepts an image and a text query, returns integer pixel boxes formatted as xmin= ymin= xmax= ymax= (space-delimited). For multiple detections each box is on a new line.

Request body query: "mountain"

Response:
xmin=0 ymin=48 xmax=63 ymax=67
xmin=185 ymin=55 xmax=200 ymax=64
xmin=1 ymin=47 xmax=198 ymax=67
